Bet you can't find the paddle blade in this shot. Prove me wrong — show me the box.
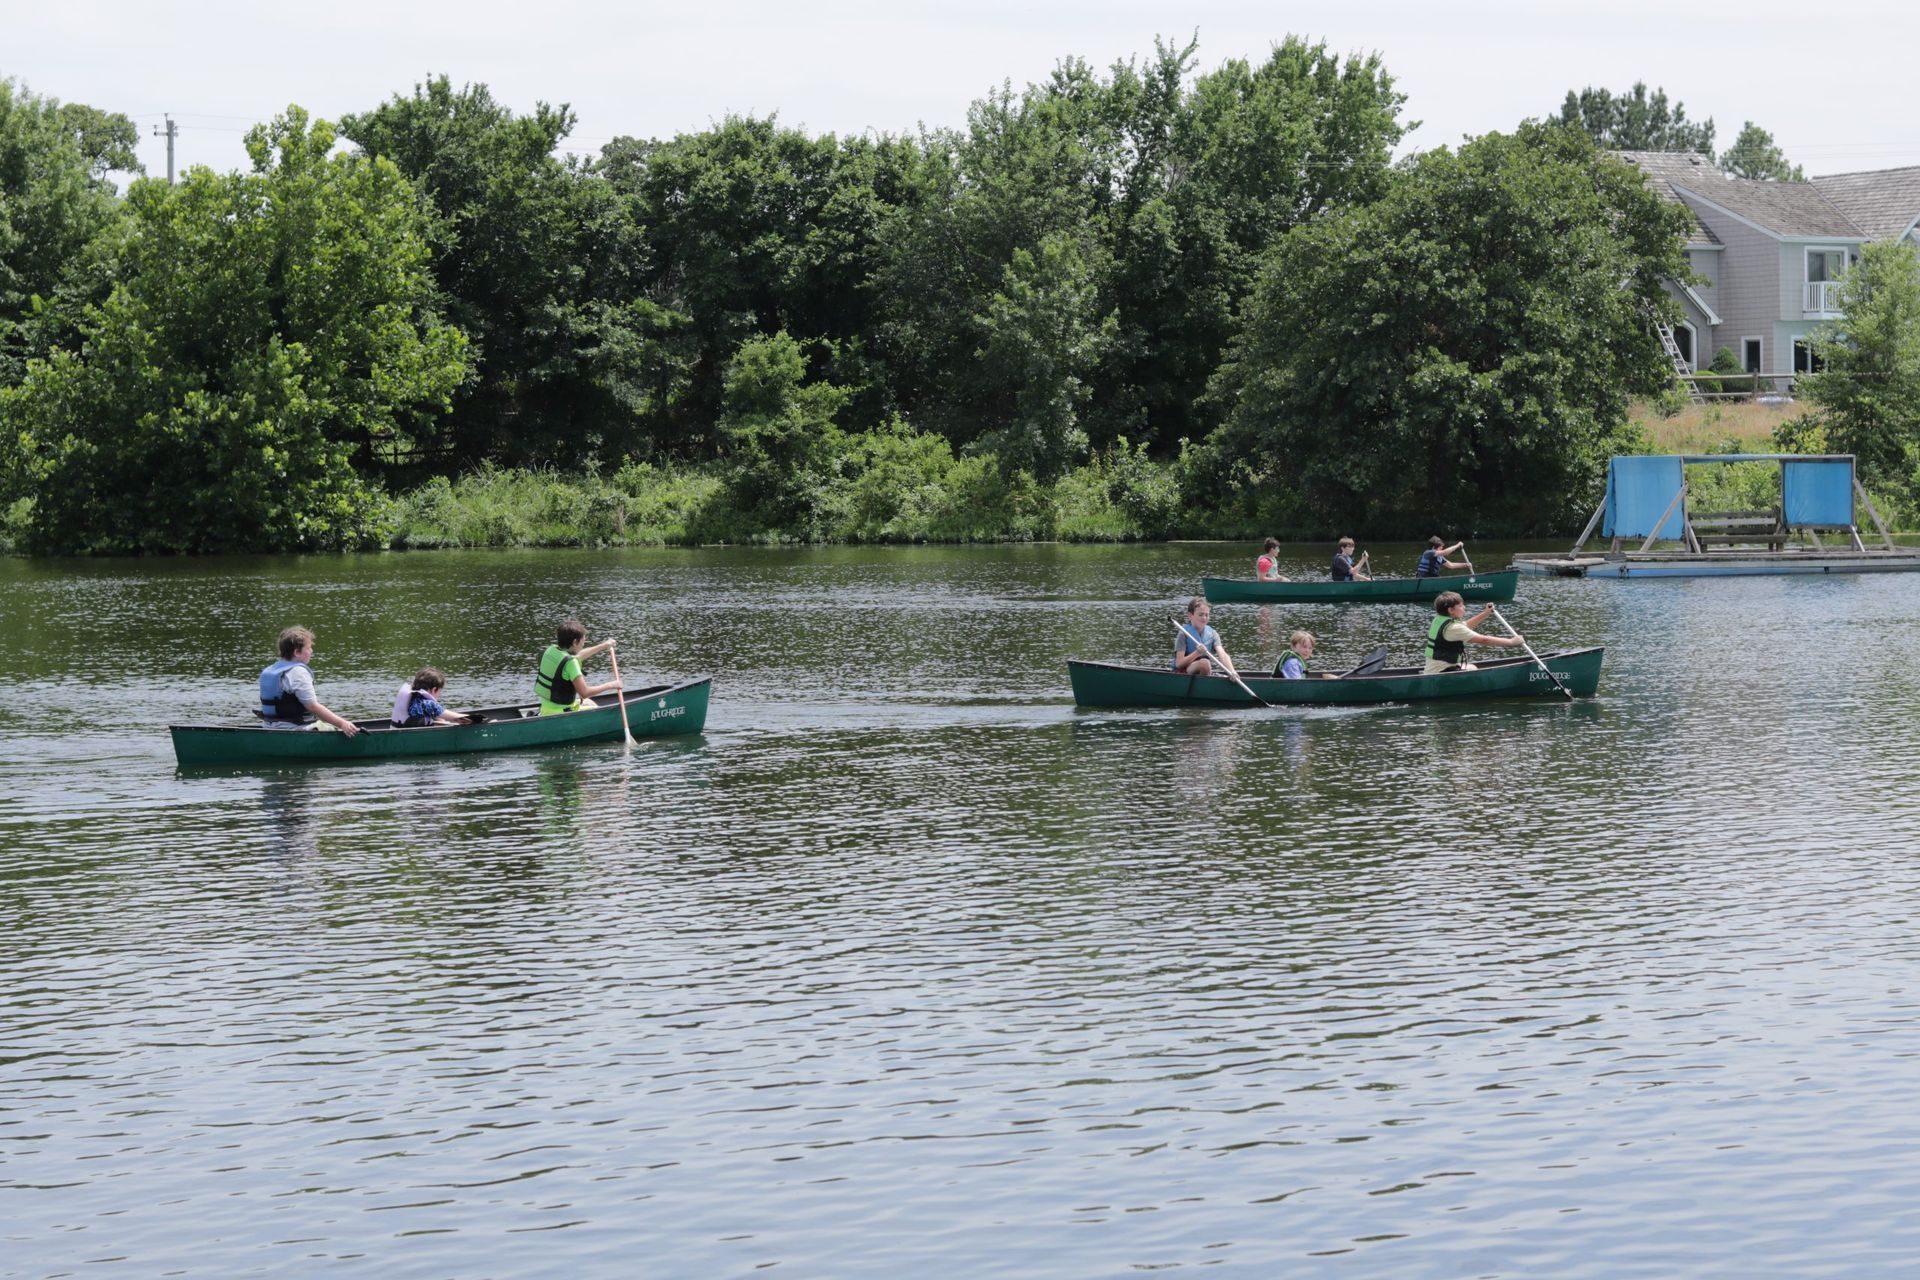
[1339,645,1390,678]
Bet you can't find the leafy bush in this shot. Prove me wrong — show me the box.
[1052,457,1133,541]
[1103,438,1182,538]
[1683,455,1777,515]
[834,422,962,541]
[0,497,32,553]
[1703,345,1753,395]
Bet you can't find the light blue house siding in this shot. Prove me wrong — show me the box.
[1672,185,1866,376]
[1775,240,1862,373]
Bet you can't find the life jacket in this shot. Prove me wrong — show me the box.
[1425,615,1466,667]
[536,645,580,711]
[1256,554,1276,578]
[258,660,315,723]
[391,680,415,726]
[402,690,444,728]
[1415,549,1444,578]
[1173,623,1218,669]
[1331,553,1354,581]
[1277,653,1306,680]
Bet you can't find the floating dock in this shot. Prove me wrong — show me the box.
[1515,549,1920,577]
[1513,453,1920,579]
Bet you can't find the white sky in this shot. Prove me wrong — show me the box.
[9,0,1919,182]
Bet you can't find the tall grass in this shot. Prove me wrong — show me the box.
[1627,399,1807,455]
[387,445,1185,548]
[389,463,725,548]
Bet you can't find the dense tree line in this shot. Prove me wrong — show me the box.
[4,44,1705,553]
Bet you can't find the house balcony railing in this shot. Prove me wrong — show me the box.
[1805,281,1845,316]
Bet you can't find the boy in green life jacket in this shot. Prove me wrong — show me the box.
[1423,591,1523,673]
[536,620,622,714]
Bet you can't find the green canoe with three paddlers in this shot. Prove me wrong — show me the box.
[1067,648,1602,708]
[170,677,712,767]
[1201,569,1519,605]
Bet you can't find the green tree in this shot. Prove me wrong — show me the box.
[1720,121,1804,181]
[1,108,466,553]
[716,330,850,530]
[1788,241,1920,491]
[1203,125,1692,535]
[972,231,1116,482]
[1553,82,1715,155]
[55,101,142,179]
[878,36,1407,454]
[1131,38,1407,446]
[0,80,137,386]
[341,77,682,468]
[598,116,920,449]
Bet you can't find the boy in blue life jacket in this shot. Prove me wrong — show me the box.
[258,626,360,736]
[1330,537,1370,581]
[1174,598,1239,678]
[1415,537,1467,578]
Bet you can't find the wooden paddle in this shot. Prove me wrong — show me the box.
[1174,618,1272,709]
[607,644,636,745]
[1484,605,1573,700]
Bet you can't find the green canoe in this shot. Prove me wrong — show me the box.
[1202,569,1518,604]
[170,676,711,767]
[1067,648,1602,707]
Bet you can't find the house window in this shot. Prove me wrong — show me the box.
[1806,247,1849,314]
[1674,324,1695,368]
[1794,340,1824,374]
[1743,338,1762,373]
[1807,248,1847,284]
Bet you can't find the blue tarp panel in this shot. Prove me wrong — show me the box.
[1782,460,1855,527]
[1603,456,1687,539]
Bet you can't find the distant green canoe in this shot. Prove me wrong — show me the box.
[1067,648,1601,707]
[1202,569,1518,604]
[171,677,711,767]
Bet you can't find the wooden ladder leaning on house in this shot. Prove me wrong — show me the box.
[1656,322,1706,406]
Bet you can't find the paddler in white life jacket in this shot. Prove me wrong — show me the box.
[257,626,360,735]
[1422,591,1524,674]
[535,619,622,714]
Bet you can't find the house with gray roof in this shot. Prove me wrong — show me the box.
[1810,166,1920,246]
[1616,153,1920,380]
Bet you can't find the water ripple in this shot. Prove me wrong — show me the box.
[5,547,1920,1276]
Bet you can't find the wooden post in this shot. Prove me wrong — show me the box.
[1639,483,1688,553]
[1854,477,1896,551]
[1570,500,1605,555]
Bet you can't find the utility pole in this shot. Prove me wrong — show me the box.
[153,115,178,184]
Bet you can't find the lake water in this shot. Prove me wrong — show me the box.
[5,542,1920,1277]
